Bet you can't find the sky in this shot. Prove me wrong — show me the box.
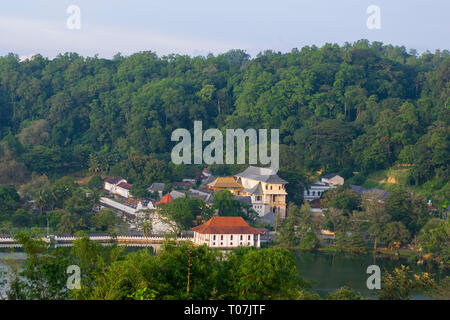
[0,0,448,60]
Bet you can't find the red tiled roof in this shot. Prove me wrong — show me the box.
[155,193,173,205]
[104,176,124,184]
[117,182,132,190]
[191,216,263,235]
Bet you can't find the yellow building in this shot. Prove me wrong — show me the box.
[207,177,244,195]
[235,166,288,222]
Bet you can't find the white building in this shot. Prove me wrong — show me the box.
[191,216,262,248]
[104,177,133,198]
[235,166,288,221]
[303,181,335,202]
[104,177,127,192]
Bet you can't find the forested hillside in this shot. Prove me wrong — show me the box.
[0,40,448,203]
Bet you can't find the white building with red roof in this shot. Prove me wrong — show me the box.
[104,177,133,198]
[191,216,262,248]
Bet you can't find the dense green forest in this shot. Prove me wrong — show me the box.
[0,40,448,203]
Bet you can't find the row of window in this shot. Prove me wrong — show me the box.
[212,242,251,246]
[306,190,322,196]
[265,185,282,190]
[212,235,251,241]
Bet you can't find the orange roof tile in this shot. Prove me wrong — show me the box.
[191,216,262,235]
[207,177,243,189]
[155,193,173,205]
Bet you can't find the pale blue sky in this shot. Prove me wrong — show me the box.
[0,0,448,59]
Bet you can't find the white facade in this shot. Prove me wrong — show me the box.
[239,178,287,218]
[303,181,335,201]
[193,232,260,248]
[114,185,131,198]
[104,179,126,192]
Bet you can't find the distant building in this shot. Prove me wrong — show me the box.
[170,188,214,204]
[115,182,132,198]
[104,177,132,198]
[321,174,344,186]
[349,185,390,200]
[147,183,165,198]
[173,181,194,189]
[191,216,263,248]
[155,193,173,205]
[235,166,288,220]
[207,177,244,195]
[303,181,334,202]
[104,177,126,192]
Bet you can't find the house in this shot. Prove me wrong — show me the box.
[170,188,214,204]
[115,182,132,198]
[104,177,132,198]
[155,193,173,205]
[191,216,263,248]
[104,177,127,192]
[147,183,165,198]
[321,173,344,186]
[349,185,390,200]
[235,166,288,220]
[173,181,194,189]
[207,177,244,195]
[303,181,334,202]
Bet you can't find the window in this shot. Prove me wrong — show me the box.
[270,186,272,190]
[240,235,243,240]
[213,235,216,240]
[248,235,251,240]
[312,191,316,196]
[279,186,281,190]
[220,235,223,240]
[220,242,223,246]
[265,185,268,190]
[213,242,215,246]
[230,242,233,246]
[230,235,233,240]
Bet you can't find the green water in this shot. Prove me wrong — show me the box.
[1,247,447,300]
[294,250,447,299]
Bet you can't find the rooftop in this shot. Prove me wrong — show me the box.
[155,193,173,205]
[235,166,287,184]
[104,176,124,185]
[322,173,340,179]
[191,216,263,235]
[117,181,132,190]
[207,176,243,189]
[148,183,165,191]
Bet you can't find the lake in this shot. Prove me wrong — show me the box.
[1,246,447,300]
[294,250,447,299]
